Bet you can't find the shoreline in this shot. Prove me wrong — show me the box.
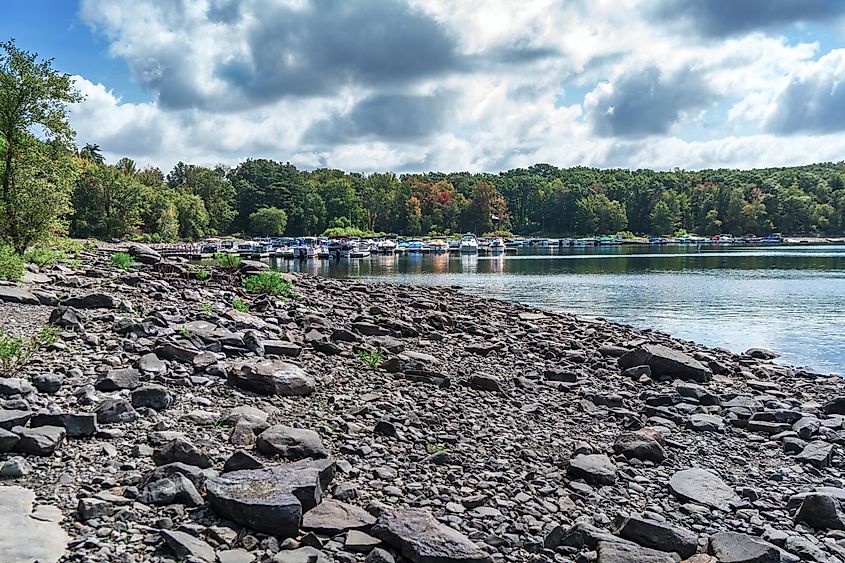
[0,245,844,561]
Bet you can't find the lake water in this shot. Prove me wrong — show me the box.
[269,245,845,375]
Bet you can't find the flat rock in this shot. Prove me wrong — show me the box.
[256,425,328,460]
[0,486,69,562]
[615,515,697,558]
[795,440,834,468]
[161,530,215,562]
[131,384,174,410]
[668,468,740,511]
[95,367,140,391]
[302,499,376,534]
[597,540,679,563]
[613,431,665,463]
[0,287,39,305]
[63,292,118,309]
[263,340,303,357]
[206,459,335,538]
[0,410,31,431]
[30,413,97,438]
[687,413,725,432]
[12,426,65,456]
[619,344,712,382]
[153,438,213,468]
[372,508,491,563]
[708,531,780,563]
[568,454,617,486]
[230,359,315,396]
[0,378,34,396]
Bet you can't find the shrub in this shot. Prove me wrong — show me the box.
[243,271,292,296]
[482,229,514,238]
[358,349,383,369]
[111,252,133,270]
[426,443,446,454]
[0,325,60,377]
[24,246,65,267]
[231,298,249,312]
[0,245,25,281]
[197,268,210,281]
[214,252,242,270]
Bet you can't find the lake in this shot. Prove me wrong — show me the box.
[268,245,845,375]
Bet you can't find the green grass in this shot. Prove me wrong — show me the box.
[0,246,24,281]
[178,325,191,337]
[426,443,446,454]
[24,247,65,267]
[197,268,210,281]
[358,349,383,369]
[231,298,249,312]
[201,302,213,315]
[0,325,60,378]
[243,271,293,296]
[111,252,133,270]
[214,252,242,270]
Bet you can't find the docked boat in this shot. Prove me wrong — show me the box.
[573,238,596,247]
[429,239,449,253]
[459,233,479,253]
[712,234,735,245]
[447,239,461,251]
[489,237,505,252]
[376,239,397,254]
[406,240,426,253]
[596,235,621,246]
[350,245,371,258]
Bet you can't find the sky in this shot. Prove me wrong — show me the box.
[4,0,845,175]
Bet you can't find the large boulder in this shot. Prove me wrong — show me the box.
[63,292,119,309]
[618,344,712,382]
[256,425,328,461]
[613,431,665,463]
[0,486,69,563]
[615,515,697,558]
[372,508,491,563]
[128,244,161,265]
[668,468,740,511]
[206,459,335,538]
[794,493,845,530]
[95,368,140,391]
[708,531,780,563]
[229,359,315,396]
[12,426,65,456]
[568,454,617,486]
[29,413,97,438]
[0,287,39,305]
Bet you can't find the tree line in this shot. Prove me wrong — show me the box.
[2,39,845,258]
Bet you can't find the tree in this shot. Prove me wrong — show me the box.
[71,162,142,239]
[168,163,236,234]
[249,207,288,236]
[461,181,510,234]
[0,39,82,252]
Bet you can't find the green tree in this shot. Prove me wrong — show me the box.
[461,181,510,234]
[0,39,82,253]
[172,191,209,240]
[249,206,288,236]
[71,162,143,239]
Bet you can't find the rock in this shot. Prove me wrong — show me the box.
[0,378,34,396]
[794,493,845,530]
[613,431,665,463]
[256,425,328,460]
[366,548,396,563]
[218,548,255,563]
[345,530,381,552]
[783,534,827,561]
[568,454,617,486]
[155,342,201,363]
[744,348,779,359]
[77,497,114,521]
[824,397,845,415]
[668,468,740,511]
[0,410,31,430]
[63,292,118,309]
[229,359,315,396]
[708,531,780,563]
[30,413,98,438]
[793,416,820,440]
[596,540,679,563]
[0,428,20,452]
[0,486,68,562]
[372,508,491,563]
[615,515,697,558]
[302,499,376,534]
[206,459,336,538]
[12,425,65,456]
[264,340,303,358]
[618,344,712,382]
[48,306,84,330]
[0,287,39,305]
[94,398,138,424]
[137,352,167,375]
[688,413,725,432]
[128,243,161,264]
[139,473,204,507]
[0,456,31,478]
[160,530,215,562]
[95,367,141,391]
[223,450,264,472]
[131,385,174,410]
[795,440,834,468]
[32,374,63,394]
[468,375,501,392]
[153,438,213,468]
[272,547,331,563]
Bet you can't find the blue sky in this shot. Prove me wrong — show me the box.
[4,0,845,174]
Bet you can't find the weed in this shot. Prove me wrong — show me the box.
[0,245,24,281]
[243,271,292,296]
[111,252,133,270]
[214,253,242,270]
[426,443,446,454]
[197,268,210,281]
[358,349,384,369]
[178,325,191,337]
[231,298,249,312]
[24,247,65,267]
[201,302,213,315]
[0,325,60,377]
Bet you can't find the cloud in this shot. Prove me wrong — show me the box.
[586,65,715,137]
[653,0,845,37]
[765,50,845,134]
[304,91,456,144]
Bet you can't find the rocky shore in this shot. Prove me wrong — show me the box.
[1,244,845,562]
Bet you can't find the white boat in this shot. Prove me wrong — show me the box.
[377,239,397,254]
[489,238,505,252]
[460,233,479,253]
[316,245,329,258]
[574,238,596,247]
[350,245,371,258]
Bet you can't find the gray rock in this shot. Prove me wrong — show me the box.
[0,456,32,478]
[128,243,160,264]
[48,306,84,330]
[618,344,712,382]
[153,438,213,468]
[131,384,174,410]
[229,359,315,396]
[744,348,779,359]
[155,341,201,363]
[794,493,845,530]
[206,459,336,538]
[596,540,679,563]
[223,450,265,472]
[160,530,215,562]
[32,374,63,394]
[366,548,396,563]
[0,410,31,431]
[0,486,69,562]
[468,375,501,392]
[0,287,39,305]
[687,413,725,432]
[795,440,834,468]
[30,413,98,438]
[613,431,665,463]
[264,340,303,357]
[615,515,697,558]
[95,367,141,391]
[139,473,204,507]
[783,534,828,561]
[217,548,255,563]
[372,508,491,563]
[568,454,617,486]
[63,292,118,309]
[0,378,34,396]
[256,425,328,460]
[793,416,820,440]
[709,531,780,563]
[345,530,381,552]
[302,499,376,534]
[0,428,20,452]
[12,425,65,456]
[77,497,114,521]
[668,468,740,511]
[137,352,167,375]
[94,398,138,424]
[271,547,331,563]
